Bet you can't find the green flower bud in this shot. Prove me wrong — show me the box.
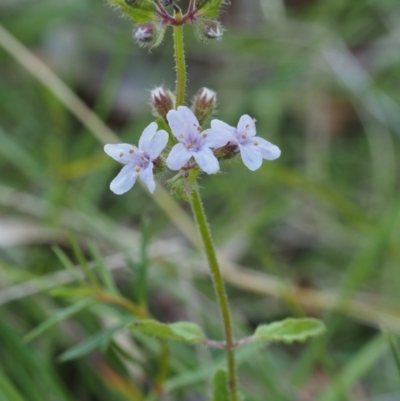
[152,155,167,175]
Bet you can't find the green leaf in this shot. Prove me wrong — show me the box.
[129,320,206,344]
[59,316,132,362]
[253,318,325,344]
[107,0,156,24]
[50,287,95,298]
[196,0,226,18]
[168,168,200,202]
[211,369,229,401]
[88,241,119,296]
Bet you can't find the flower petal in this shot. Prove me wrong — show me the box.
[146,129,169,159]
[239,143,262,171]
[104,144,137,164]
[237,115,256,137]
[211,119,236,136]
[177,106,199,126]
[167,106,199,141]
[139,122,158,152]
[202,128,233,148]
[193,147,219,174]
[110,164,138,195]
[166,143,192,170]
[253,137,281,160]
[166,109,185,140]
[140,163,156,193]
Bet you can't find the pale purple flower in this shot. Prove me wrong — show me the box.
[211,115,281,171]
[104,122,168,194]
[166,106,231,174]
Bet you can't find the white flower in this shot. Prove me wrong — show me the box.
[166,106,231,174]
[211,115,281,171]
[104,122,168,194]
[205,26,223,39]
[133,23,154,43]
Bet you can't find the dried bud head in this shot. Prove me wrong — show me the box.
[192,87,217,124]
[151,86,175,120]
[152,156,167,174]
[213,142,239,160]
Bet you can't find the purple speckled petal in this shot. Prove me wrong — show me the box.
[193,147,219,174]
[104,143,137,164]
[253,137,281,160]
[146,129,169,159]
[177,106,199,126]
[202,129,232,149]
[167,110,185,141]
[140,163,156,193]
[237,115,256,137]
[166,143,193,170]
[210,119,236,137]
[109,164,138,195]
[138,122,158,153]
[167,106,200,142]
[239,143,262,171]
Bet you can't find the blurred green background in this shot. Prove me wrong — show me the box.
[1,0,400,400]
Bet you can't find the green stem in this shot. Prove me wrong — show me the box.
[172,13,186,106]
[190,187,238,400]
[171,14,237,399]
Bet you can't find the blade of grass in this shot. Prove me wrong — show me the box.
[88,241,120,296]
[315,335,388,401]
[24,298,95,343]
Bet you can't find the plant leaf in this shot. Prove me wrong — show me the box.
[129,320,206,344]
[107,0,156,24]
[59,316,132,362]
[253,318,325,344]
[211,369,229,401]
[195,0,226,18]
[24,299,94,343]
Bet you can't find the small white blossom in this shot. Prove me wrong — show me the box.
[104,122,168,194]
[205,26,223,39]
[133,23,154,43]
[211,115,281,171]
[166,106,231,174]
[150,86,174,119]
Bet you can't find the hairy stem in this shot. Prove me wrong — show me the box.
[172,11,186,106]
[172,16,238,399]
[190,187,238,400]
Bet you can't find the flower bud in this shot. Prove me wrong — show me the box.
[192,87,217,124]
[202,20,223,40]
[133,23,155,45]
[151,86,175,120]
[213,142,238,160]
[152,156,167,174]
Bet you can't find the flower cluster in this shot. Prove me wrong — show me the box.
[105,106,281,195]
